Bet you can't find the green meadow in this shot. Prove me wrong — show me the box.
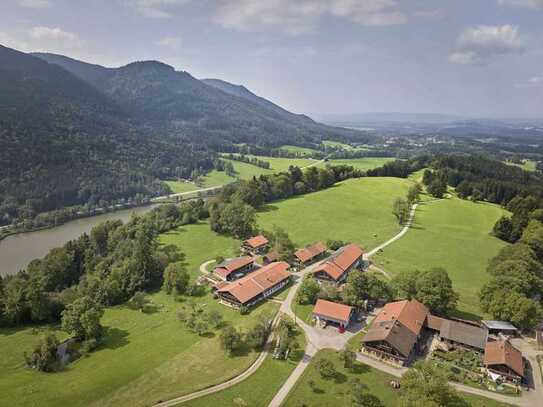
[327,157,396,171]
[0,222,279,407]
[373,196,509,318]
[257,177,411,250]
[185,316,307,407]
[280,145,320,156]
[283,350,509,407]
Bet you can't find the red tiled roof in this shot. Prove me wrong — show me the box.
[264,250,280,262]
[294,242,327,263]
[214,256,254,279]
[313,244,363,281]
[313,299,353,323]
[372,299,429,336]
[484,340,524,377]
[245,235,269,249]
[362,319,418,358]
[217,262,290,304]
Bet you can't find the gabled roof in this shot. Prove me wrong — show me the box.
[214,256,254,279]
[362,319,418,358]
[295,242,327,263]
[244,235,269,249]
[372,299,429,336]
[313,244,364,281]
[264,250,280,262]
[427,314,445,331]
[217,262,290,304]
[484,340,524,377]
[312,299,353,323]
[439,320,488,350]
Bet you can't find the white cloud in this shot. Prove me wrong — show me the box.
[214,0,407,35]
[516,75,543,87]
[16,0,51,8]
[0,32,30,51]
[30,26,79,42]
[131,0,190,18]
[498,0,543,9]
[448,25,524,65]
[156,35,182,49]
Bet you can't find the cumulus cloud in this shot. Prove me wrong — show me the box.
[156,35,182,49]
[30,26,79,42]
[448,25,524,65]
[214,0,407,35]
[16,0,51,8]
[497,0,543,8]
[131,0,190,18]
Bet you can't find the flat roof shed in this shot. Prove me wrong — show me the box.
[481,320,518,333]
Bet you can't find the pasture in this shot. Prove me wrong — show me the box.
[0,222,278,407]
[373,196,509,318]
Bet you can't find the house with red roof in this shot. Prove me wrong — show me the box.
[213,256,255,282]
[215,261,291,308]
[242,235,269,254]
[312,299,354,330]
[361,299,429,364]
[484,340,525,384]
[312,243,364,284]
[294,241,327,269]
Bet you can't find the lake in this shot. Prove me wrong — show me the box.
[0,205,156,277]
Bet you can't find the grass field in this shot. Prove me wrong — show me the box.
[373,196,509,318]
[327,157,395,171]
[284,350,509,407]
[257,177,411,251]
[164,180,201,194]
[0,222,280,407]
[185,316,307,407]
[323,140,370,151]
[280,145,320,156]
[505,159,537,172]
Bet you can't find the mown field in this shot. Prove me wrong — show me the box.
[185,316,307,407]
[373,196,509,318]
[323,140,371,151]
[327,157,395,171]
[258,177,412,251]
[505,159,537,172]
[283,350,509,407]
[0,222,279,407]
[280,145,319,156]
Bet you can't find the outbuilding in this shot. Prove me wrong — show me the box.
[242,235,269,254]
[312,299,354,329]
[484,340,524,384]
[481,320,518,337]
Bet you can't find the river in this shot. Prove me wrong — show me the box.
[0,205,156,277]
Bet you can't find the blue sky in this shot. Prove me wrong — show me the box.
[1,0,542,118]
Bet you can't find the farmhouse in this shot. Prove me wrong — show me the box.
[362,299,429,364]
[213,256,255,282]
[484,340,524,383]
[242,235,269,254]
[215,261,290,308]
[294,242,327,269]
[312,243,364,284]
[312,299,354,330]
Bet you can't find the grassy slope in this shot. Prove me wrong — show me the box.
[0,222,278,407]
[280,145,319,156]
[185,317,307,407]
[164,180,201,194]
[505,159,537,172]
[284,350,509,407]
[327,157,395,171]
[258,177,411,250]
[373,196,508,318]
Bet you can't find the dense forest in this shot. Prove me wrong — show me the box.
[0,45,368,227]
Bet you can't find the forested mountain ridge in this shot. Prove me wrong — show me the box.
[1,45,368,226]
[34,52,364,148]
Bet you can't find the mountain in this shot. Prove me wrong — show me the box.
[34,53,363,148]
[1,45,370,224]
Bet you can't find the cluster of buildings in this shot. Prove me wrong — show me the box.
[361,299,525,384]
[211,234,365,310]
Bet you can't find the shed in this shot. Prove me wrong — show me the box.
[481,320,518,336]
[439,320,488,351]
[312,299,354,328]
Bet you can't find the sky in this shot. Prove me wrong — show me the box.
[1,0,542,119]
